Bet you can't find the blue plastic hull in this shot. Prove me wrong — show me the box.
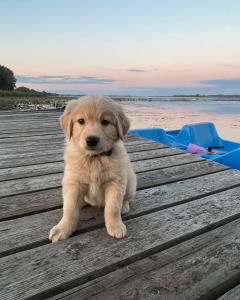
[130,122,240,170]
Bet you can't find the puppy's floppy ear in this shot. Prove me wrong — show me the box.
[116,104,130,140]
[60,112,73,139]
[59,100,78,139]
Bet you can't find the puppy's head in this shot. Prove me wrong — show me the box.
[60,96,130,155]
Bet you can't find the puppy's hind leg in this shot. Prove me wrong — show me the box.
[121,200,130,214]
[122,168,137,214]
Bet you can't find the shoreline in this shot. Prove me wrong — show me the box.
[1,96,240,111]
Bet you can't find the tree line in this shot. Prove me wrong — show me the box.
[0,65,16,90]
[0,65,58,96]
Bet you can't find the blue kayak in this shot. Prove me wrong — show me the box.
[129,122,240,170]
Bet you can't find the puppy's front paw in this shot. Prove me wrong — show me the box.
[49,223,73,242]
[106,221,127,239]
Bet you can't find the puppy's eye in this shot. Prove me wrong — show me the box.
[78,118,85,125]
[101,119,110,126]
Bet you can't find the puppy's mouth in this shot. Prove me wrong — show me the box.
[86,149,102,157]
[85,146,113,157]
[86,145,98,151]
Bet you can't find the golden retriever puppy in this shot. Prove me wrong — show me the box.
[49,95,137,242]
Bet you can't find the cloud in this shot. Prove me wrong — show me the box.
[199,78,240,89]
[16,75,118,85]
[127,68,147,72]
[36,83,240,96]
[49,85,234,96]
[118,83,240,95]
[16,75,240,95]
[220,64,238,68]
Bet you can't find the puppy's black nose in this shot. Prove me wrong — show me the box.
[86,136,99,147]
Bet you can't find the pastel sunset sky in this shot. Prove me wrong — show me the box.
[1,0,240,95]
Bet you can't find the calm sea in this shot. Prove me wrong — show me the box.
[122,100,240,141]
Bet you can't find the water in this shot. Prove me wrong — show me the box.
[122,100,240,141]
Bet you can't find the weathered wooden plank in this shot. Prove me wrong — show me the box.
[1,187,240,299]
[0,133,64,143]
[125,134,152,142]
[0,139,64,150]
[0,130,62,139]
[0,135,146,154]
[0,169,239,221]
[1,170,240,256]
[53,218,240,300]
[0,126,59,132]
[0,148,184,181]
[0,173,63,197]
[0,115,59,119]
[0,137,64,149]
[0,120,59,126]
[0,111,60,118]
[0,113,60,118]
[137,160,228,189]
[0,142,64,155]
[133,153,203,173]
[0,123,60,129]
[0,159,224,197]
[125,142,166,152]
[0,153,64,168]
[218,284,240,300]
[0,153,199,181]
[0,116,59,123]
[129,147,182,161]
[0,161,64,181]
[0,115,59,121]
[0,141,167,168]
[0,144,180,159]
[0,114,59,119]
[0,188,62,220]
[0,134,144,146]
[0,149,64,160]
[0,125,57,133]
[0,130,140,140]
[0,120,60,129]
[0,173,62,197]
[0,135,148,150]
[0,110,58,121]
[0,111,60,117]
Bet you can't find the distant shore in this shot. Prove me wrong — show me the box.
[1,94,240,110]
[113,95,240,102]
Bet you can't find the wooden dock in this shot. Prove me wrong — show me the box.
[1,110,240,299]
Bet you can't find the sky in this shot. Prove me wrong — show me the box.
[1,0,240,95]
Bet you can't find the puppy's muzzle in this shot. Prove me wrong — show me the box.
[86,136,100,148]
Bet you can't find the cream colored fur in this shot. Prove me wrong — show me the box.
[49,96,137,242]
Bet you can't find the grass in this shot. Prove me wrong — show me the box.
[0,96,77,110]
[0,89,80,110]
